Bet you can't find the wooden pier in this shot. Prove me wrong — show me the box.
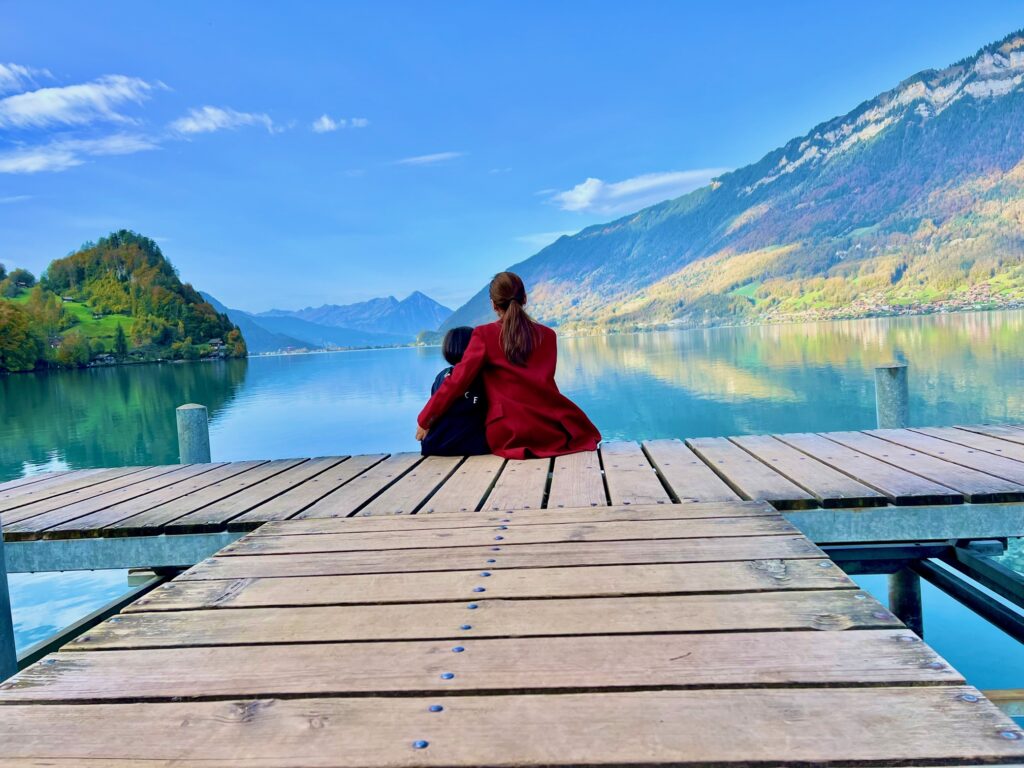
[1,424,1023,764]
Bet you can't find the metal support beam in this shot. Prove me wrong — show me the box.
[942,546,1024,610]
[913,559,1024,645]
[888,567,924,637]
[0,518,17,681]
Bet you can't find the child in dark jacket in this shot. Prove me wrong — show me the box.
[420,327,490,456]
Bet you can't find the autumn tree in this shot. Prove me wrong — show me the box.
[114,324,128,358]
[0,302,44,372]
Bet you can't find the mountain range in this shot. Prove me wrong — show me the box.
[201,291,452,353]
[446,29,1024,330]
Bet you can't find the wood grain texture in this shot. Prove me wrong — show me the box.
[546,451,607,508]
[957,423,1024,446]
[0,467,150,520]
[687,437,817,509]
[181,535,824,580]
[870,428,1024,485]
[219,517,799,556]
[600,441,672,505]
[419,454,504,513]
[913,425,1024,462]
[729,434,885,508]
[0,467,140,511]
[126,559,855,611]
[642,439,740,503]
[68,590,900,649]
[356,456,462,516]
[1,630,957,702]
[826,431,1024,503]
[0,688,1018,766]
[295,453,421,518]
[480,458,550,511]
[775,432,963,505]
[0,469,86,497]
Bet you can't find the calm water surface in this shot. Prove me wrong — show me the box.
[3,310,1023,692]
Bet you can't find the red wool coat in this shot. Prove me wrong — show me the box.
[418,321,601,460]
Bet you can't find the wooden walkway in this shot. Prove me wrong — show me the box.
[1,500,1022,765]
[4,424,1024,541]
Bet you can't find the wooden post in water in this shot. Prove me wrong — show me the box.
[874,363,909,429]
[0,517,18,681]
[176,403,211,463]
[889,566,924,637]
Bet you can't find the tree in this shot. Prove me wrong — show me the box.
[8,268,35,288]
[114,323,128,358]
[54,331,91,367]
[0,262,6,281]
[0,302,44,372]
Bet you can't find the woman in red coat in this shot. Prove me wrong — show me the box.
[416,272,601,460]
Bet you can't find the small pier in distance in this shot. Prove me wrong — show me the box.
[0,423,1023,764]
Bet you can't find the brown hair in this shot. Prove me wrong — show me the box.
[490,271,538,366]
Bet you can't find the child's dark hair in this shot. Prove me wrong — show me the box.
[443,326,474,365]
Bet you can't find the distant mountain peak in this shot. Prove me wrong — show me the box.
[257,290,452,337]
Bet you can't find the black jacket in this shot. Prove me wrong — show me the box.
[420,367,490,456]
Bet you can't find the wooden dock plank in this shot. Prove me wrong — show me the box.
[0,466,148,517]
[600,441,671,505]
[480,457,549,511]
[126,559,855,611]
[43,461,268,539]
[295,453,422,518]
[729,434,886,508]
[957,423,1024,446]
[220,517,799,556]
[0,688,1019,766]
[546,451,607,508]
[642,439,740,503]
[774,432,964,505]
[419,454,504,513]
[825,431,1024,503]
[2,463,226,540]
[68,590,900,650]
[252,500,779,537]
[356,456,462,516]
[871,428,1024,486]
[2,630,956,702]
[913,425,1024,462]
[0,469,84,497]
[687,437,818,510]
[226,455,386,528]
[181,535,824,580]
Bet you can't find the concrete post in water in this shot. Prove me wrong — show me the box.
[0,518,18,681]
[874,363,909,429]
[176,403,211,463]
[889,567,924,638]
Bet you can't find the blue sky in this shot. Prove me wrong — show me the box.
[1,2,1021,311]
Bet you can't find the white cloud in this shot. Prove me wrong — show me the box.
[0,75,155,129]
[515,230,579,249]
[0,133,158,174]
[0,63,52,95]
[551,168,727,214]
[312,114,344,132]
[170,105,279,135]
[350,117,369,128]
[395,151,465,166]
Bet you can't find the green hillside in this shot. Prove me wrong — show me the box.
[0,230,245,373]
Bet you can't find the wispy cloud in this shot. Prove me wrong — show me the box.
[170,105,280,135]
[312,114,369,133]
[550,168,727,214]
[395,151,465,166]
[0,133,158,174]
[0,194,32,204]
[0,75,156,129]
[515,230,579,249]
[0,63,52,95]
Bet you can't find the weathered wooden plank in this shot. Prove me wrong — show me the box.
[0,465,184,526]
[127,559,854,611]
[2,630,956,702]
[356,456,462,516]
[0,469,80,496]
[687,437,818,510]
[480,457,550,511]
[872,428,1024,486]
[1,688,1019,766]
[253,500,779,537]
[164,457,346,529]
[295,453,422,519]
[69,590,899,650]
[957,423,1024,446]
[227,455,386,528]
[44,461,268,538]
[914,425,1024,462]
[419,454,504,513]
[729,434,885,508]
[600,441,671,505]
[642,439,740,503]
[103,460,299,536]
[221,517,799,557]
[0,466,147,516]
[3,464,226,540]
[775,432,964,505]
[546,451,606,508]
[826,431,1024,503]
[182,535,824,580]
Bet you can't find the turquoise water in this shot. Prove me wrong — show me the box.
[2,310,1023,691]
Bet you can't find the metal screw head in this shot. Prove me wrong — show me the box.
[897,635,918,643]
[486,559,496,564]
[451,646,465,653]
[460,624,472,630]
[429,705,444,713]
[924,661,944,670]
[473,587,485,593]
[413,740,430,749]
[959,693,980,703]
[854,594,867,600]
[999,730,1022,741]
[480,571,491,577]
[494,536,504,541]
[440,672,455,680]
[871,611,889,620]
[467,603,479,609]
[497,525,508,530]
[491,547,501,551]
[818,562,832,568]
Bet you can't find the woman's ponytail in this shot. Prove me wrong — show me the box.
[490,271,538,366]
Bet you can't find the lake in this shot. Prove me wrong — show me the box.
[3,309,1024,697]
